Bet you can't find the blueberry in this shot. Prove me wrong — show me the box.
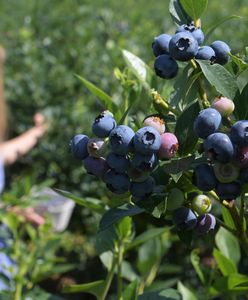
[216,181,241,200]
[158,132,179,159]
[176,24,204,45]
[109,125,135,155]
[152,34,171,56]
[133,126,161,154]
[194,108,222,139]
[230,121,248,146]
[213,162,239,183]
[69,134,89,160]
[154,54,178,79]
[106,152,130,173]
[237,146,248,168]
[172,207,197,231]
[92,112,116,138]
[192,194,212,215]
[83,156,109,178]
[143,115,165,134]
[195,213,216,234]
[210,41,231,65]
[131,152,158,172]
[104,170,130,194]
[204,133,234,163]
[130,176,155,200]
[169,32,198,61]
[193,164,217,191]
[196,46,216,61]
[87,138,107,158]
[211,96,235,117]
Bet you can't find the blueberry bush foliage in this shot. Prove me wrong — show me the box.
[62,0,248,299]
[1,0,248,299]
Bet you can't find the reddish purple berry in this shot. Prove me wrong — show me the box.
[211,97,235,117]
[158,132,179,159]
[195,213,216,234]
[143,115,165,134]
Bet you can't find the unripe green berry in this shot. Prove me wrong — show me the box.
[192,195,212,215]
[213,162,240,183]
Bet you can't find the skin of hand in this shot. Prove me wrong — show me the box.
[0,112,49,165]
[7,206,45,227]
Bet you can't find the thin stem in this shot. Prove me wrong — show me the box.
[215,217,236,235]
[14,282,22,300]
[99,257,117,300]
[117,245,123,300]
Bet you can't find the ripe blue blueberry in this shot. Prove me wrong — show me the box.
[169,32,198,61]
[130,176,155,200]
[133,126,161,155]
[194,108,221,139]
[230,120,248,146]
[83,156,109,178]
[109,125,135,155]
[92,112,116,138]
[195,46,216,61]
[195,213,216,234]
[106,152,130,173]
[172,207,197,231]
[152,34,171,57]
[104,170,130,194]
[193,164,217,192]
[204,133,234,163]
[69,134,89,160]
[216,181,241,200]
[154,54,178,79]
[176,24,204,45]
[131,152,159,172]
[210,41,231,65]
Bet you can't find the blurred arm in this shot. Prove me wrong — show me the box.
[0,113,48,165]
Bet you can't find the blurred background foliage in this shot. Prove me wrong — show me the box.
[0,0,247,298]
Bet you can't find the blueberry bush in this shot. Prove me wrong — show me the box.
[1,0,248,299]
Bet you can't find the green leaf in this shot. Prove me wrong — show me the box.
[127,227,170,250]
[215,226,240,265]
[237,68,248,93]
[123,280,139,300]
[167,188,184,211]
[175,101,200,155]
[116,216,133,242]
[62,280,105,298]
[229,53,248,73]
[213,274,248,293]
[135,193,167,218]
[179,0,208,21]
[205,15,242,42]
[196,60,238,99]
[55,189,106,214]
[122,49,152,89]
[99,203,144,231]
[190,249,205,284]
[169,0,191,25]
[177,281,198,300]
[75,74,117,111]
[221,206,236,230]
[138,288,181,300]
[234,82,248,120]
[96,226,118,254]
[213,248,237,276]
[162,155,196,174]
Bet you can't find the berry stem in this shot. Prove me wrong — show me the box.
[117,244,124,300]
[99,257,117,300]
[151,89,179,116]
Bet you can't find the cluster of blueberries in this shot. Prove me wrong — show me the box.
[69,111,179,201]
[152,23,231,79]
[172,96,247,234]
